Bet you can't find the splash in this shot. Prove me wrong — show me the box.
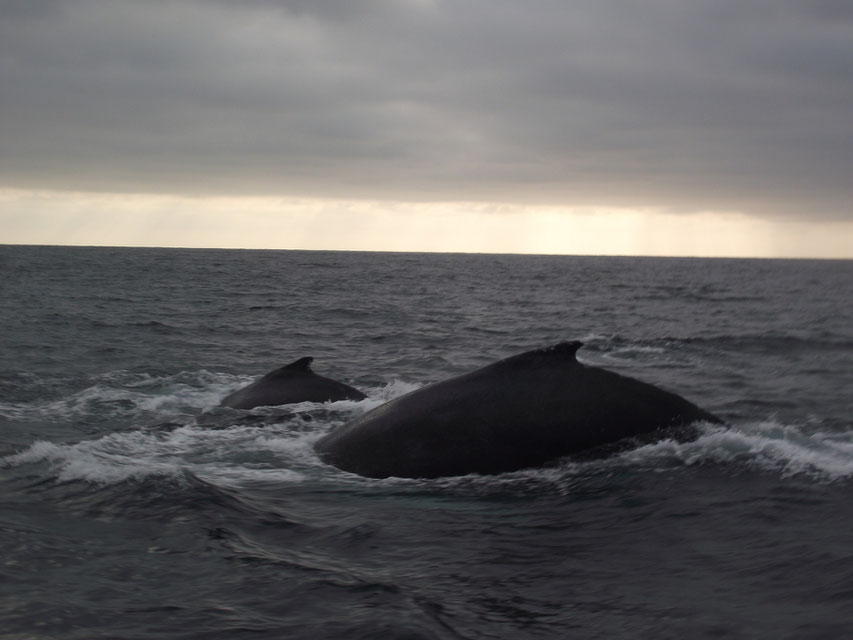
[0,371,416,424]
[6,368,850,492]
[1,423,312,486]
[0,378,418,488]
[0,370,250,422]
[6,417,851,489]
[614,421,853,482]
[325,420,853,493]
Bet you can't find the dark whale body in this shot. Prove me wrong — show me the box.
[314,342,720,479]
[219,357,366,410]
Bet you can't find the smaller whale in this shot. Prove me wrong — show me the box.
[219,357,366,409]
[315,341,721,479]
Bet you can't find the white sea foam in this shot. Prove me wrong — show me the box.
[328,420,853,493]
[7,372,850,492]
[0,376,424,488]
[599,345,667,366]
[1,422,314,487]
[0,370,250,422]
[612,421,853,482]
[354,379,422,412]
[372,379,423,400]
[0,371,414,425]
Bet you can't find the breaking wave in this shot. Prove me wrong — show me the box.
[5,419,851,492]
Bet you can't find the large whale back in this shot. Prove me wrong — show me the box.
[219,357,366,410]
[314,342,720,478]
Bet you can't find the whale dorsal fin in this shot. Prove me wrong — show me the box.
[540,341,583,359]
[256,357,315,381]
[500,341,583,368]
[284,356,314,371]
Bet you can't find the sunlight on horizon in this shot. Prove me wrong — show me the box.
[1,188,850,259]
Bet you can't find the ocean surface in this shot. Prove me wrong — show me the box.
[1,244,852,639]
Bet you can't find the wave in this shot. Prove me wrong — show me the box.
[0,379,421,487]
[0,369,418,425]
[0,370,249,423]
[6,417,851,495]
[679,333,853,353]
[332,421,853,496]
[1,423,316,486]
[571,334,702,371]
[579,331,853,354]
[615,421,853,481]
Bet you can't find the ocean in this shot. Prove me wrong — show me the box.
[1,244,851,639]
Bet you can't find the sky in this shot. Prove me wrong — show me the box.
[1,0,851,257]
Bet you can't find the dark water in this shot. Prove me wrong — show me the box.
[1,244,852,639]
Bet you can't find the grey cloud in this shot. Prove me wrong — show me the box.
[0,0,851,220]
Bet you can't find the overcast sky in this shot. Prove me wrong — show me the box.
[1,0,851,256]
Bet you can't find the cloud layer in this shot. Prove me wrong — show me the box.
[2,0,852,220]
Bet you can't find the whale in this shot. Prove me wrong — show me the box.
[219,357,366,409]
[314,341,721,478]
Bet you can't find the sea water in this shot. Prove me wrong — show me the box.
[1,245,852,639]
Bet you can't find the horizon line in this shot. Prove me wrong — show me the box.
[3,242,850,262]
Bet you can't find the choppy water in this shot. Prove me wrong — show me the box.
[1,245,852,639]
